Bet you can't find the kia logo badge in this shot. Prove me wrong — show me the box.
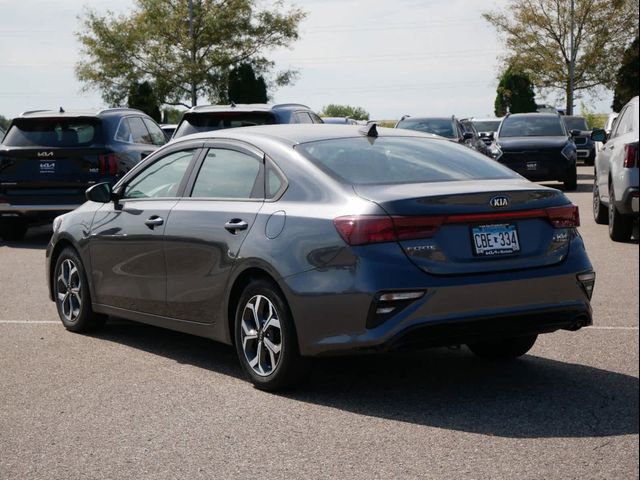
[490,195,509,208]
[37,151,54,158]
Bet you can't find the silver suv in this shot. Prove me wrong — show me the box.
[592,96,639,241]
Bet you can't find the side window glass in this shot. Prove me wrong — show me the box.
[612,107,629,138]
[128,117,153,144]
[143,118,167,146]
[309,112,323,124]
[266,162,285,199]
[115,118,132,143]
[123,149,196,199]
[191,149,262,199]
[294,112,313,124]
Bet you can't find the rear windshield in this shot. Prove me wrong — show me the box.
[396,118,455,138]
[472,120,501,132]
[500,116,566,137]
[3,118,100,147]
[563,116,589,131]
[174,112,276,138]
[296,137,519,185]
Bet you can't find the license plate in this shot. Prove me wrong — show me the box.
[472,224,520,256]
[526,161,538,170]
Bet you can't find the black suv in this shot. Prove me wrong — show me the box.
[489,113,577,190]
[0,108,166,240]
[173,103,323,139]
[563,115,596,166]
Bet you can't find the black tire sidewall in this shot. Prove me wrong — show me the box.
[54,248,98,332]
[234,279,304,391]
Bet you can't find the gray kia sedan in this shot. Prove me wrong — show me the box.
[46,124,595,390]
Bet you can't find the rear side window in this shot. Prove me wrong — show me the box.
[174,112,276,138]
[143,118,167,146]
[294,112,313,124]
[297,137,519,185]
[128,117,153,144]
[3,119,100,147]
[191,149,263,199]
[500,116,565,137]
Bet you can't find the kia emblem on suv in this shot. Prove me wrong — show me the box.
[37,151,54,157]
[490,195,509,208]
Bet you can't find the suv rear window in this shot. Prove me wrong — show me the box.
[174,112,276,138]
[297,137,518,185]
[3,118,100,147]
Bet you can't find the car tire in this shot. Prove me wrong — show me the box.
[608,186,633,242]
[0,218,28,241]
[53,247,106,332]
[592,178,608,225]
[564,169,577,191]
[467,334,537,360]
[234,279,308,391]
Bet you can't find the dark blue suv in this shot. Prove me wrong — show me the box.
[0,108,166,240]
[172,103,323,139]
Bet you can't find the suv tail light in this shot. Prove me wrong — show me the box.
[624,143,638,168]
[334,205,580,246]
[99,153,118,176]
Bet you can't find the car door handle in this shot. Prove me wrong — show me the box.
[224,219,249,234]
[144,216,164,229]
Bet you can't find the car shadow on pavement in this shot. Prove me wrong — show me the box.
[91,319,638,440]
[0,224,52,249]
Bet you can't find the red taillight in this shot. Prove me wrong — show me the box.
[624,143,638,168]
[98,153,118,176]
[334,205,580,246]
[546,204,580,228]
[333,216,396,246]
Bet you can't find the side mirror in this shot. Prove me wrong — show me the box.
[591,128,607,143]
[86,182,113,203]
[570,129,582,137]
[463,131,474,140]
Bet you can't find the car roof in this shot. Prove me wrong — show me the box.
[17,108,147,119]
[399,116,454,122]
[172,123,442,146]
[506,112,560,119]
[187,103,312,114]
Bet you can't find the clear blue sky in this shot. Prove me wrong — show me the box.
[0,0,615,120]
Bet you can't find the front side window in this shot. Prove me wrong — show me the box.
[499,116,565,137]
[123,149,196,198]
[191,149,263,199]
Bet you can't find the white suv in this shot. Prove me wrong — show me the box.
[592,96,639,241]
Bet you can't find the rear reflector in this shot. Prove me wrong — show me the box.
[334,204,580,246]
[624,143,638,168]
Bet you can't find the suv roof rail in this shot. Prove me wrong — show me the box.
[272,103,310,110]
[19,109,49,116]
[96,107,143,115]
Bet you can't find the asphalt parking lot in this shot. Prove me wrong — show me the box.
[1,165,638,480]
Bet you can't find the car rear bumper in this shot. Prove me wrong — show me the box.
[616,187,639,215]
[285,237,594,356]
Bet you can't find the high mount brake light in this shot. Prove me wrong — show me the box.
[334,205,580,246]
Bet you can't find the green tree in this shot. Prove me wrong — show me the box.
[612,35,639,111]
[0,115,10,130]
[320,104,370,121]
[494,65,537,116]
[484,0,639,114]
[76,0,305,108]
[161,107,185,124]
[227,63,268,103]
[128,81,162,122]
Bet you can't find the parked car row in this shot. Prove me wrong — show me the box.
[1,99,612,390]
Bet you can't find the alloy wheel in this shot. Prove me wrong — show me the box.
[56,259,82,323]
[240,294,282,377]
